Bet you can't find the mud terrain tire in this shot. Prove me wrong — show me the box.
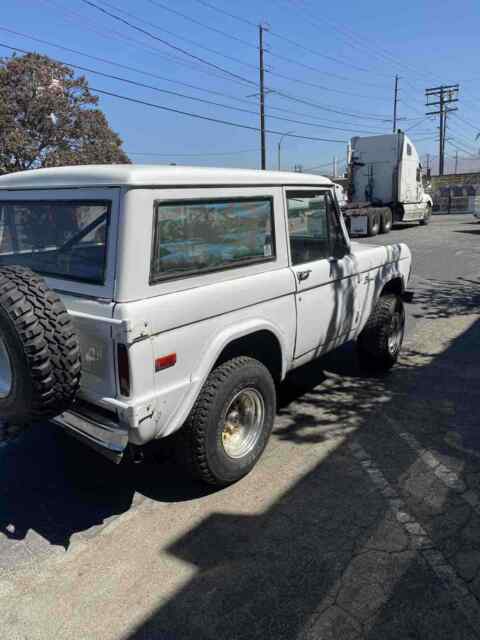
[0,266,81,424]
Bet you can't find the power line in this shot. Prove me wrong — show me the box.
[90,0,259,71]
[90,86,349,143]
[1,17,395,123]
[38,0,235,81]
[188,0,263,29]
[447,139,478,157]
[145,0,257,49]
[303,157,347,172]
[0,42,389,135]
[78,0,257,86]
[265,66,391,101]
[127,149,259,157]
[33,0,256,88]
[405,116,435,132]
[264,48,389,89]
[77,0,394,120]
[79,0,390,102]
[270,89,392,121]
[148,0,389,89]
[452,113,479,132]
[0,25,256,101]
[0,28,397,131]
[280,0,438,83]
[190,0,378,73]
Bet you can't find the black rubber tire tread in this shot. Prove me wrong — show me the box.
[380,209,392,234]
[176,356,275,486]
[357,294,404,372]
[0,266,81,422]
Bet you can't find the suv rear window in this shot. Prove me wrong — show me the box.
[0,200,109,284]
[151,197,274,281]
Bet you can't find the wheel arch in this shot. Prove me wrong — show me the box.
[380,275,405,297]
[160,320,290,439]
[214,329,284,385]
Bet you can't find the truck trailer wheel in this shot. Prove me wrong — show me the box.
[357,294,405,372]
[380,209,393,234]
[367,211,380,236]
[0,266,81,427]
[176,356,276,486]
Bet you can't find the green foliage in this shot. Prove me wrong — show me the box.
[0,53,130,174]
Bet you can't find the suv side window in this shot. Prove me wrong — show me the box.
[151,197,274,281]
[286,191,346,266]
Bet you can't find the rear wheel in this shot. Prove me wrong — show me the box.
[380,209,393,234]
[367,212,380,236]
[176,356,276,486]
[357,294,405,372]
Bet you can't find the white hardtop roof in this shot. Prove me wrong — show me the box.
[0,164,332,190]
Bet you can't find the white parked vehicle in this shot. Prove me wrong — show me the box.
[0,165,412,485]
[343,132,433,236]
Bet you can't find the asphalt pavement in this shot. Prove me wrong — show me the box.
[0,214,479,639]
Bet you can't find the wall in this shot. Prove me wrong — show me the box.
[429,172,480,213]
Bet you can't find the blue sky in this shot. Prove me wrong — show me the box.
[1,0,480,173]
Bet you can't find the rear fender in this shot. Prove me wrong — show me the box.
[158,319,289,439]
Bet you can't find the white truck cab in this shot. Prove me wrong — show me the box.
[344,132,433,236]
[0,165,412,485]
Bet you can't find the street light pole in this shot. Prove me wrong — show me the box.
[277,131,293,171]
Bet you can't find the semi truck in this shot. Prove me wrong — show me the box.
[342,131,433,236]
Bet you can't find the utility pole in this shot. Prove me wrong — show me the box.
[259,24,267,170]
[443,108,450,170]
[454,150,458,174]
[426,84,459,176]
[393,75,399,133]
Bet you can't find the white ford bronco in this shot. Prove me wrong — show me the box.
[0,165,411,486]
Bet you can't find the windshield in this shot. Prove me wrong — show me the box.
[0,200,110,284]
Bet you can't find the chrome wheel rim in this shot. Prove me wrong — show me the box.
[388,309,405,356]
[221,388,265,459]
[0,337,12,398]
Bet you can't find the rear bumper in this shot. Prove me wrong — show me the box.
[52,406,129,463]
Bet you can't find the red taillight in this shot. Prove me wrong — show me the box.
[155,353,177,372]
[117,344,131,396]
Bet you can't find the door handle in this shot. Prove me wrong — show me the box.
[297,269,312,282]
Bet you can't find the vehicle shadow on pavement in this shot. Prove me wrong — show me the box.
[124,315,480,639]
[411,277,480,319]
[0,425,213,553]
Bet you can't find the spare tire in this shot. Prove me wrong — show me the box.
[0,266,81,424]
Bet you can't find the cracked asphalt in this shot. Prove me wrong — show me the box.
[0,213,480,639]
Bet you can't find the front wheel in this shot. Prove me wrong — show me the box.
[357,294,405,372]
[420,204,432,225]
[176,357,276,486]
